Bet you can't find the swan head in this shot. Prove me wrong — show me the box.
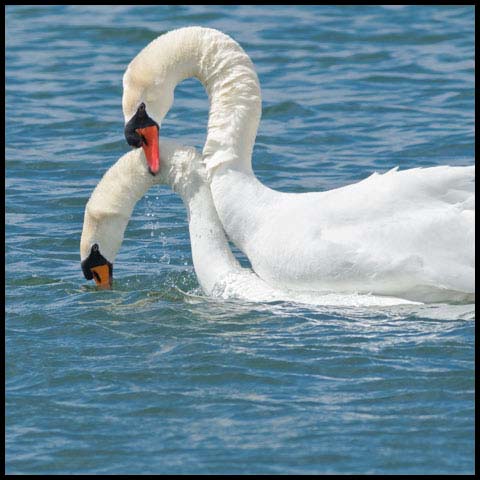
[122,44,179,177]
[81,243,113,289]
[124,102,161,176]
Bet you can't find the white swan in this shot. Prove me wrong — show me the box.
[80,140,419,306]
[121,27,475,303]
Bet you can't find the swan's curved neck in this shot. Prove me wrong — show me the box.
[123,27,262,175]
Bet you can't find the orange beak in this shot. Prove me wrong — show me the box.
[136,125,160,175]
[91,264,112,289]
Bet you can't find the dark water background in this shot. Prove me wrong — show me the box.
[6,5,474,474]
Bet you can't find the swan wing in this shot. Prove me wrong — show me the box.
[241,165,474,300]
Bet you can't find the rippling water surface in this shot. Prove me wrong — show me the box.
[5,5,475,474]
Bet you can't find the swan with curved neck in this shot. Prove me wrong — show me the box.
[121,26,475,303]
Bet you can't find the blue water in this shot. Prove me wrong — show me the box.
[5,5,475,475]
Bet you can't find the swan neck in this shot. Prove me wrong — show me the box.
[177,176,241,295]
[196,32,261,174]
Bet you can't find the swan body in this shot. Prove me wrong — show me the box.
[122,27,475,303]
[210,163,475,302]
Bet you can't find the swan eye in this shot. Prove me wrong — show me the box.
[124,114,144,148]
[124,123,143,148]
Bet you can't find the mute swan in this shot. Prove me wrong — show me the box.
[80,140,419,306]
[121,27,475,303]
